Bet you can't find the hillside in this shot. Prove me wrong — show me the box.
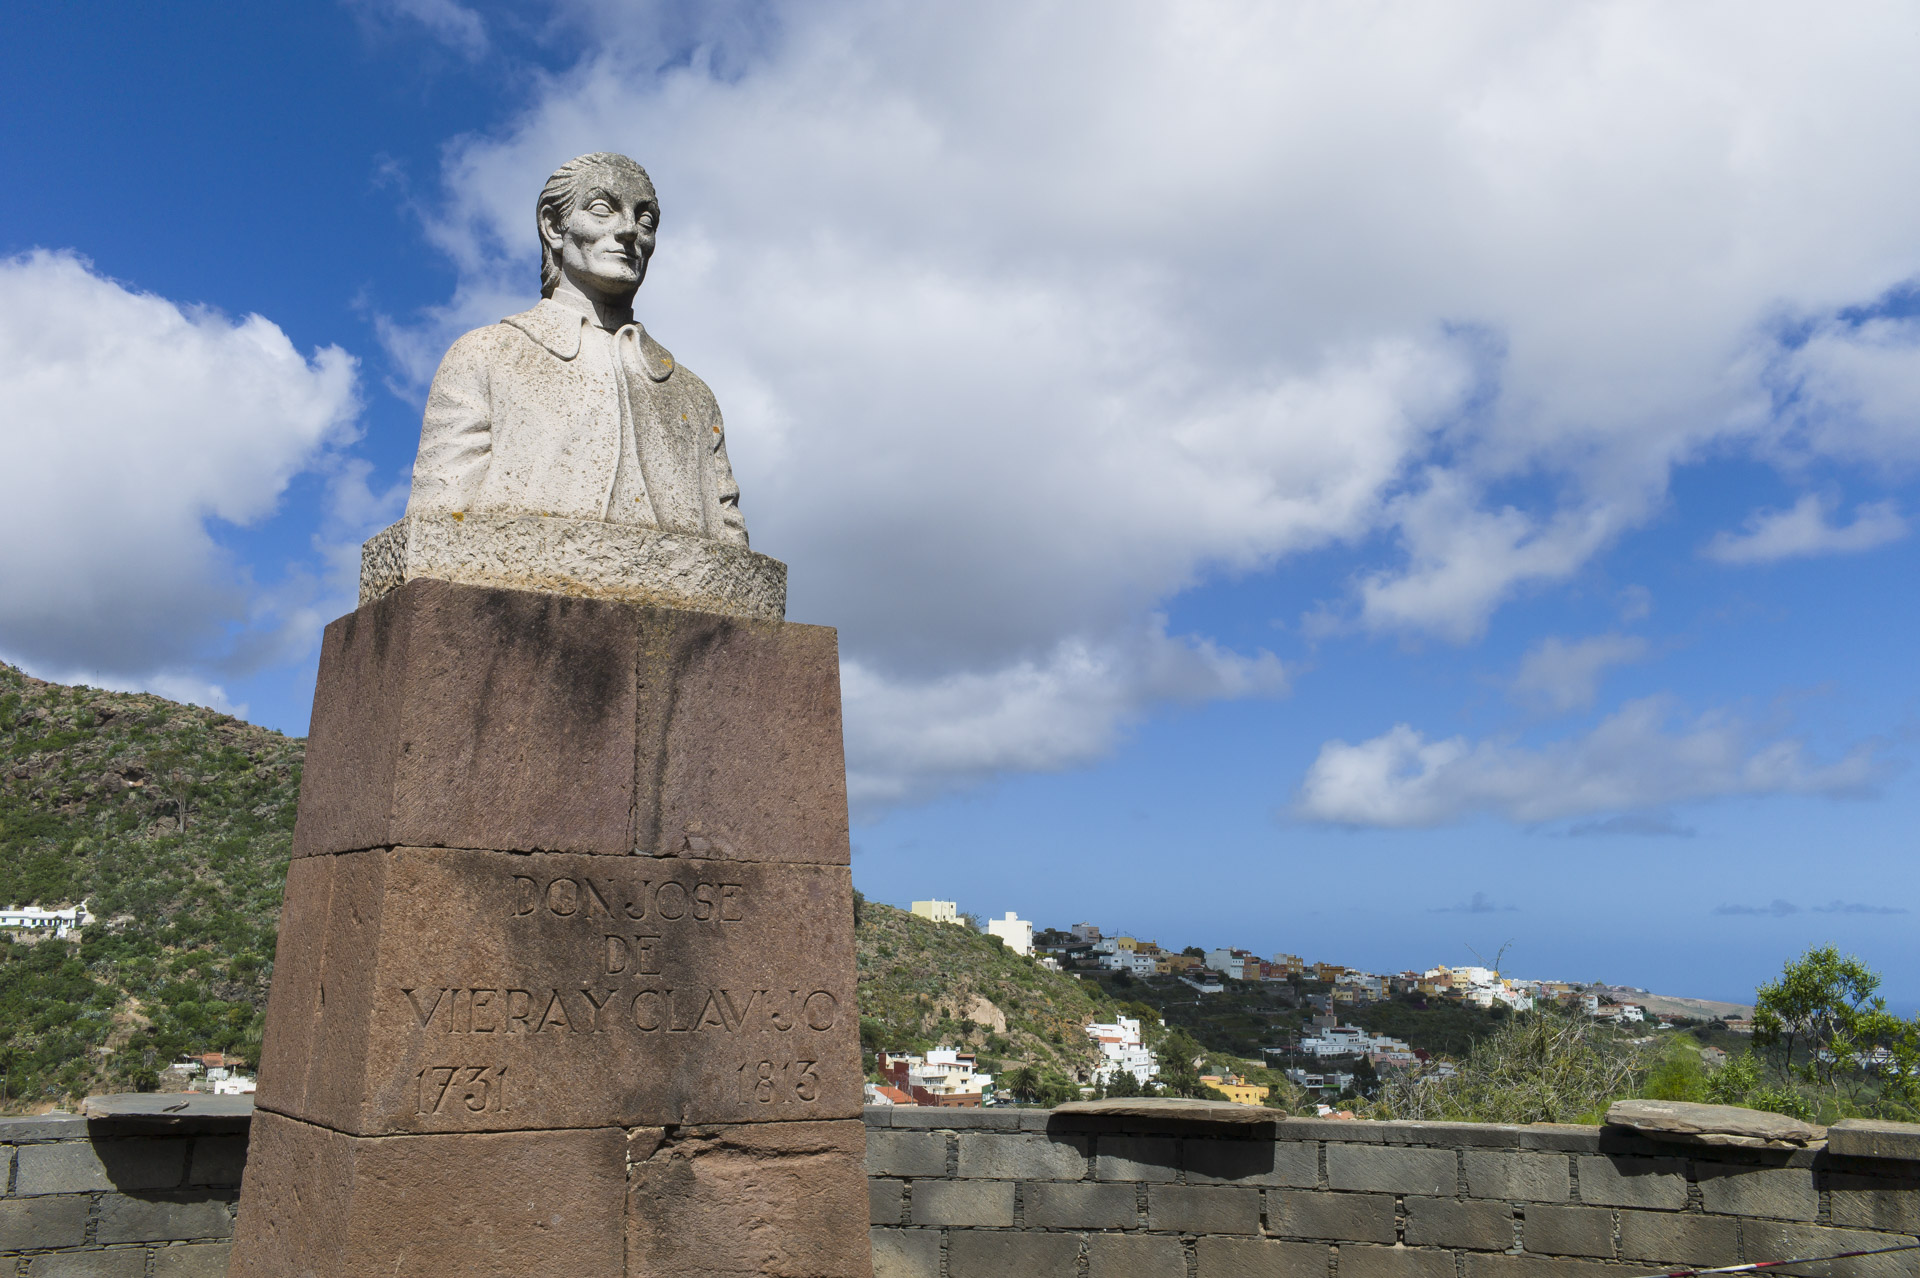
[0,662,300,1106]
[854,900,1106,1089]
[0,665,1114,1108]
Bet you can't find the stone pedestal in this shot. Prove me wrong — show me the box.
[230,578,873,1277]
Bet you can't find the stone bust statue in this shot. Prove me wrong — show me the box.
[405,152,748,547]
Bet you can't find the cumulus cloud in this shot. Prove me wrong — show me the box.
[843,619,1286,808]
[0,250,360,682]
[379,2,1920,799]
[1702,494,1907,564]
[1511,633,1650,713]
[1715,899,1909,917]
[1295,697,1886,828]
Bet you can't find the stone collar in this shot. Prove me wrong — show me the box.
[502,297,677,382]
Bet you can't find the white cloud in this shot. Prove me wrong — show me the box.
[382,2,1920,799]
[1511,633,1649,713]
[843,619,1286,809]
[0,250,360,680]
[1702,494,1907,564]
[347,0,488,59]
[1295,697,1885,828]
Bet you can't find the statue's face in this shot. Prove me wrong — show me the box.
[547,165,659,301]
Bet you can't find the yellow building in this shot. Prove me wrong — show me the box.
[911,900,960,925]
[1200,1074,1270,1106]
[1115,936,1139,952]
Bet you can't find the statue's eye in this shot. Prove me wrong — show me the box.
[587,200,614,216]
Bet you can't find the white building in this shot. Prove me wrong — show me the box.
[1086,1016,1159,1087]
[1070,923,1102,943]
[1180,974,1225,994]
[1205,944,1251,974]
[878,1048,995,1101]
[1099,952,1157,976]
[985,912,1033,956]
[910,900,960,926]
[1299,1022,1415,1061]
[212,1075,257,1096]
[0,903,89,939]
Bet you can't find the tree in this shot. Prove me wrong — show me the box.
[1754,945,1920,1114]
[1181,947,1205,959]
[1153,1029,1215,1099]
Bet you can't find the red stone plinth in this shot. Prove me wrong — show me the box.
[231,580,872,1277]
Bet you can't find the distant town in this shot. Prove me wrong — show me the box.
[864,900,1752,1110]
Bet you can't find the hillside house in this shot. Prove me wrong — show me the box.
[985,911,1033,955]
[1086,1016,1159,1087]
[0,903,89,938]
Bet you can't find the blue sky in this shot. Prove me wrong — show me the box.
[3,2,1917,1006]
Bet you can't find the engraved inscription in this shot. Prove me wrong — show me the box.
[511,873,746,922]
[398,987,839,1035]
[736,1059,821,1105]
[414,1064,510,1114]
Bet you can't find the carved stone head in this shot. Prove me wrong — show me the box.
[536,152,659,302]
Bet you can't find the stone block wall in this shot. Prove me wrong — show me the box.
[0,1112,241,1276]
[863,1108,1920,1278]
[2,1100,1917,1278]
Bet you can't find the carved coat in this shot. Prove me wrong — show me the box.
[406,297,748,545]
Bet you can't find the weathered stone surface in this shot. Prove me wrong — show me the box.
[293,580,849,863]
[25,1250,147,1278]
[869,1228,939,1278]
[1326,1144,1457,1196]
[954,1131,1087,1180]
[1742,1224,1920,1278]
[1271,1191,1396,1244]
[625,1119,873,1278]
[1151,1183,1263,1234]
[1573,1155,1687,1209]
[1088,1233,1185,1277]
[947,1231,1081,1278]
[1093,1134,1181,1181]
[1522,1205,1614,1257]
[16,1138,186,1195]
[1617,1209,1741,1265]
[1829,1171,1920,1233]
[94,1193,233,1244]
[228,1109,628,1277]
[362,513,786,618]
[255,847,861,1135]
[153,1243,231,1278]
[1829,1118,1920,1162]
[1339,1247,1459,1278]
[0,1195,90,1250]
[1465,1150,1571,1202]
[1194,1237,1329,1278]
[909,1179,1014,1227]
[1604,1100,1822,1148]
[1024,1181,1137,1230]
[864,1129,949,1178]
[1694,1163,1818,1219]
[294,578,640,857]
[1187,1136,1318,1187]
[1402,1197,1513,1250]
